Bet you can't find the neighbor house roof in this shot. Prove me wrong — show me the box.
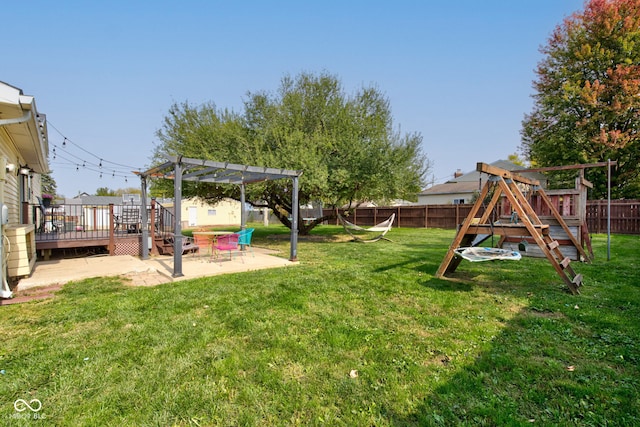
[420,160,548,196]
[65,195,123,205]
[419,180,480,196]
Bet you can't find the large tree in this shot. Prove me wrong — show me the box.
[153,72,429,233]
[521,0,640,198]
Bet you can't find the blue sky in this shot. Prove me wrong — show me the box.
[3,0,585,197]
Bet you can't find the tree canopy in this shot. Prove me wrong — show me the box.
[153,72,429,233]
[521,0,640,198]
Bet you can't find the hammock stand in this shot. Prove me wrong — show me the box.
[338,213,395,243]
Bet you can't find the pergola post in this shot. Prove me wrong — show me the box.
[290,176,299,262]
[173,159,184,277]
[240,183,246,231]
[140,175,149,260]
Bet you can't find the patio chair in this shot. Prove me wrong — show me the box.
[121,207,141,233]
[236,228,255,257]
[193,233,213,259]
[213,233,241,263]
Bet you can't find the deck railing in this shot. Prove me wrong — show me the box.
[34,201,175,244]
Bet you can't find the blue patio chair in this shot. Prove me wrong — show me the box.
[236,228,255,257]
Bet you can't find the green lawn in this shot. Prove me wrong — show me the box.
[1,225,639,426]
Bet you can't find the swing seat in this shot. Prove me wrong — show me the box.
[454,247,522,262]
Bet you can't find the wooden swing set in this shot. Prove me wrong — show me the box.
[436,163,588,294]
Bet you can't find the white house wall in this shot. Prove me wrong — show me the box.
[166,198,241,228]
[417,192,474,205]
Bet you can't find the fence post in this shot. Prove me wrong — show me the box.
[424,205,428,228]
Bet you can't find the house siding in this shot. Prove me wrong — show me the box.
[417,192,474,205]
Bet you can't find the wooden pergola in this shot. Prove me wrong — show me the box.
[139,156,303,277]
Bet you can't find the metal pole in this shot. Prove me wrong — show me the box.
[607,158,611,261]
[173,159,184,277]
[290,176,299,262]
[0,158,11,298]
[240,183,246,231]
[140,176,149,260]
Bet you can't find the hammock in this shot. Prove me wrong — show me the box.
[338,213,395,243]
[454,247,522,262]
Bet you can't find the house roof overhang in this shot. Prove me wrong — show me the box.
[0,82,49,173]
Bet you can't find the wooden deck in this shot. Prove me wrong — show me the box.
[35,230,138,250]
[31,201,175,258]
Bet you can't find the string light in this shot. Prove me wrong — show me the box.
[48,121,141,170]
[46,120,144,187]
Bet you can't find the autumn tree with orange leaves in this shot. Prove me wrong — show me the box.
[521,0,640,198]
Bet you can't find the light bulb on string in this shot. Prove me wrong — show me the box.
[99,159,103,168]
[62,138,67,147]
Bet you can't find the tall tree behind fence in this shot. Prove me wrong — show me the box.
[323,200,640,234]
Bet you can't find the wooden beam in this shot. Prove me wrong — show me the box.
[511,160,618,173]
[435,177,493,277]
[476,163,540,186]
[466,224,549,237]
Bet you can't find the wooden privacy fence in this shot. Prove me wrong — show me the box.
[323,199,640,234]
[586,200,640,234]
[323,205,493,230]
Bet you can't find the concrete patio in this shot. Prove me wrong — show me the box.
[14,246,299,291]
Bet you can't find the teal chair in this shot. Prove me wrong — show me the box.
[236,228,255,257]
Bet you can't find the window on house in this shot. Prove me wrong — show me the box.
[208,209,217,216]
[453,198,465,205]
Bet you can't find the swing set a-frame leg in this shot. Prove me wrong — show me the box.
[435,180,498,277]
